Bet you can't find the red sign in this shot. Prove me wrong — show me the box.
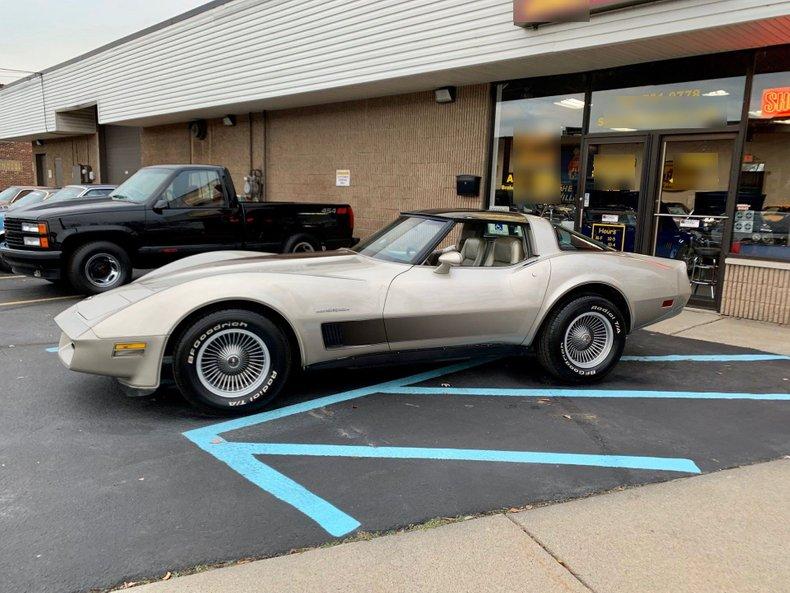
[761,87,790,119]
[514,0,658,26]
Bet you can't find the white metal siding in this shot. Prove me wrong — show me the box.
[1,0,789,139]
[55,107,97,135]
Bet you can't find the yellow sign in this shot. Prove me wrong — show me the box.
[591,223,626,251]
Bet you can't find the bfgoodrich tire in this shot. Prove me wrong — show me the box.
[536,295,626,383]
[173,309,291,415]
[67,241,132,294]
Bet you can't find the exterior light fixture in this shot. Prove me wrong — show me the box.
[434,86,456,104]
[222,115,237,126]
[702,90,729,97]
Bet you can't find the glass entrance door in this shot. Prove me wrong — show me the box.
[579,138,649,252]
[652,135,735,304]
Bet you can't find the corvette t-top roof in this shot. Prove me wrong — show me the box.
[404,208,529,224]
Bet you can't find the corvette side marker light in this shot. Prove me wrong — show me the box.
[662,299,674,308]
[113,342,147,357]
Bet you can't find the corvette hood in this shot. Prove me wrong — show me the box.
[66,250,384,327]
[136,249,380,290]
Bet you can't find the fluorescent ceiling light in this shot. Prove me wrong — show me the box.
[773,119,790,124]
[610,127,637,132]
[553,98,585,110]
[749,110,763,117]
[702,89,729,97]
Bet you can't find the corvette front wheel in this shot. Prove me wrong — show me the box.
[536,296,626,383]
[173,310,291,415]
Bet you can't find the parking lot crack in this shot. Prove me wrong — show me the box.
[504,513,598,593]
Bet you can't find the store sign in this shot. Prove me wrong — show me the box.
[761,87,790,119]
[514,0,658,26]
[591,223,626,251]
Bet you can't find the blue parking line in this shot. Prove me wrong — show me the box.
[45,346,59,353]
[184,359,492,444]
[382,386,790,400]
[621,354,789,362]
[183,359,496,536]
[234,442,701,474]
[183,357,712,537]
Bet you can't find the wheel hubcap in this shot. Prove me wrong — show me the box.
[85,253,121,288]
[563,312,614,369]
[196,329,270,398]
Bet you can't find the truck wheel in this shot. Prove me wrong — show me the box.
[536,295,626,383]
[284,234,320,253]
[67,241,132,294]
[173,309,291,415]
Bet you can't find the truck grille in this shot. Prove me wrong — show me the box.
[4,218,27,249]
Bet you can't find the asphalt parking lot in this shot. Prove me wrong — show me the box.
[1,273,789,593]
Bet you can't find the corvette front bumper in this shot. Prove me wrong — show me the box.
[55,306,167,391]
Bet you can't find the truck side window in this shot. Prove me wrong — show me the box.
[162,170,224,208]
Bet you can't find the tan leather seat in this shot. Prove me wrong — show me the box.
[484,237,524,267]
[459,237,485,266]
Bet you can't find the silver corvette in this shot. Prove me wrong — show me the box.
[54,209,690,414]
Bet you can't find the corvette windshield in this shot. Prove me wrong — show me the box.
[354,216,448,264]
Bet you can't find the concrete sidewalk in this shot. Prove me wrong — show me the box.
[130,311,790,593]
[646,307,790,355]
[133,459,790,593]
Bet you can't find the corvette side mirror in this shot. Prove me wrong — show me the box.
[434,250,462,275]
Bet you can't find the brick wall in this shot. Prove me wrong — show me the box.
[721,259,789,324]
[265,85,492,238]
[136,85,492,238]
[140,114,266,192]
[0,141,33,187]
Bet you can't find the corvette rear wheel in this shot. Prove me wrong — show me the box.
[536,295,626,383]
[173,310,291,415]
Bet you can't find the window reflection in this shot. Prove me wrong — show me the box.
[491,91,583,226]
[590,77,745,132]
[732,72,790,261]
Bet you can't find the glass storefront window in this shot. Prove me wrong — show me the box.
[589,77,745,132]
[491,90,583,227]
[731,71,790,261]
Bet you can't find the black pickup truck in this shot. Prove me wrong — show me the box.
[0,165,357,294]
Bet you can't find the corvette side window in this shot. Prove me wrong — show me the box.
[456,221,529,267]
